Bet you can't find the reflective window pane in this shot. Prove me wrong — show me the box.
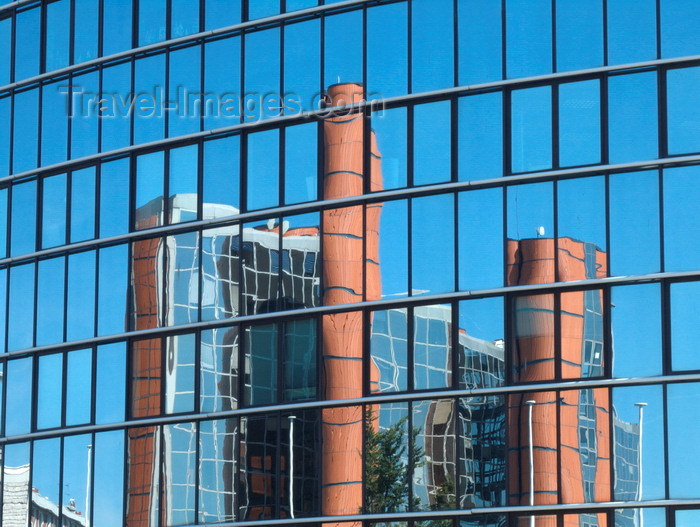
[93,430,125,526]
[139,0,166,45]
[200,326,239,412]
[101,62,132,152]
[203,36,241,130]
[133,54,165,144]
[458,298,505,390]
[458,92,503,181]
[66,348,92,425]
[412,194,454,295]
[166,231,200,326]
[324,11,362,88]
[99,157,130,237]
[46,0,70,71]
[559,80,601,167]
[667,66,700,155]
[42,173,67,248]
[557,176,606,264]
[661,0,700,58]
[670,281,700,371]
[36,257,65,346]
[199,418,237,522]
[103,0,132,55]
[168,45,202,137]
[131,338,163,417]
[458,0,502,85]
[41,82,69,166]
[244,323,277,405]
[512,295,555,382]
[70,71,99,160]
[73,0,99,63]
[63,434,92,522]
[372,107,407,190]
[246,129,279,210]
[664,166,700,271]
[135,151,165,230]
[5,358,32,435]
[66,250,96,341]
[414,305,452,390]
[511,86,552,173]
[370,308,408,393]
[555,0,603,72]
[13,88,39,174]
[165,333,196,413]
[205,0,240,30]
[14,7,40,80]
[244,28,280,122]
[10,179,37,257]
[203,135,240,212]
[171,0,199,38]
[668,382,700,497]
[413,100,451,186]
[375,199,408,298]
[607,0,657,64]
[561,289,605,379]
[70,166,96,242]
[367,2,407,98]
[169,145,199,223]
[96,342,126,424]
[284,19,320,112]
[37,352,63,429]
[506,0,552,78]
[284,122,317,204]
[8,262,35,351]
[412,0,453,92]
[98,244,128,336]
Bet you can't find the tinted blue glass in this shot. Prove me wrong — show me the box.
[13,88,39,174]
[284,123,317,204]
[70,166,96,242]
[139,0,166,45]
[67,251,96,341]
[205,0,240,29]
[8,263,35,351]
[46,0,70,71]
[62,435,91,520]
[412,0,453,92]
[0,17,10,84]
[102,0,132,55]
[32,438,60,504]
[101,62,132,152]
[36,257,65,346]
[93,431,125,525]
[668,383,700,496]
[555,0,603,72]
[458,92,502,180]
[412,194,454,295]
[203,135,240,210]
[244,28,280,122]
[661,0,700,58]
[458,0,502,84]
[0,188,7,256]
[204,36,241,130]
[247,129,279,210]
[677,510,700,526]
[37,353,63,429]
[172,0,200,38]
[10,179,37,256]
[667,67,700,155]
[671,281,700,371]
[377,199,408,297]
[608,72,658,163]
[507,181,554,247]
[607,0,657,64]
[41,82,68,166]
[559,80,601,166]
[71,71,99,159]
[324,11,362,86]
[249,1,278,19]
[96,343,126,423]
[98,244,128,336]
[0,97,9,177]
[413,100,451,185]
[458,188,503,290]
[42,173,67,248]
[66,348,92,424]
[558,176,606,250]
[609,171,660,276]
[14,7,40,80]
[99,158,130,237]
[135,151,164,228]
[73,0,99,63]
[506,0,552,78]
[511,86,552,172]
[287,0,316,9]
[367,2,407,98]
[372,108,407,190]
[169,45,201,137]
[134,54,165,144]
[169,144,198,223]
[284,19,320,112]
[663,166,700,271]
[6,358,32,435]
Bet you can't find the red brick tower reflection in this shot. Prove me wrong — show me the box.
[321,82,382,524]
[507,237,609,527]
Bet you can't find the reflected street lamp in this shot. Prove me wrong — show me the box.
[635,403,647,527]
[288,415,297,519]
[86,444,92,527]
[525,400,536,527]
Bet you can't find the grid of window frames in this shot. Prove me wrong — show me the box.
[2,0,700,526]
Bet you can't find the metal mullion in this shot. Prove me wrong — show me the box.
[602,287,612,380]
[553,292,562,381]
[39,0,46,74]
[193,418,201,523]
[655,0,661,61]
[555,389,562,506]
[602,0,608,67]
[551,0,557,73]
[69,0,76,65]
[164,47,171,139]
[407,304,414,393]
[406,0,412,93]
[661,280,672,377]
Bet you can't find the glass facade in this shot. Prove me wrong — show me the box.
[2,0,700,526]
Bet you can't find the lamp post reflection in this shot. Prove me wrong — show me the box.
[525,400,536,527]
[85,444,92,527]
[635,402,647,527]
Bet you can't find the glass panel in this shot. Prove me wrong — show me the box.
[612,385,665,502]
[32,438,61,508]
[321,311,364,399]
[668,382,700,497]
[414,305,452,390]
[460,515,508,527]
[671,281,700,371]
[458,92,502,181]
[70,70,99,160]
[283,318,316,401]
[205,0,240,30]
[201,224,239,322]
[37,352,63,429]
[46,0,70,71]
[165,333,195,413]
[5,358,32,435]
[244,323,277,405]
[93,430,125,526]
[36,256,65,345]
[102,0,132,55]
[131,338,163,418]
[248,1,278,19]
[664,166,700,271]
[365,402,410,513]
[168,45,202,138]
[458,0,502,85]
[373,199,408,299]
[66,250,96,341]
[284,19,320,112]
[284,122,317,204]
[4,443,30,521]
[281,212,320,310]
[555,0,603,72]
[372,106,407,190]
[203,135,240,211]
[10,179,36,257]
[12,88,39,174]
[8,262,35,351]
[139,0,166,45]
[171,0,199,38]
[412,399,456,510]
[608,72,658,163]
[607,0,657,64]
[324,11,362,88]
[667,67,700,155]
[506,0,552,78]
[163,422,197,524]
[412,0,453,92]
[561,289,605,379]
[135,151,165,230]
[169,145,198,223]
[96,342,126,424]
[559,80,601,167]
[62,434,92,523]
[458,188,503,290]
[677,510,700,526]
[203,36,241,130]
[661,0,700,58]
[165,231,200,326]
[244,28,280,122]
[609,170,660,276]
[100,157,130,237]
[200,325,239,412]
[0,17,10,85]
[370,308,408,393]
[14,7,40,80]
[73,0,99,63]
[42,173,67,248]
[199,418,237,522]
[0,96,9,177]
[458,297,505,391]
[0,268,6,351]
[126,426,161,523]
[507,182,554,285]
[131,235,163,330]
[246,129,279,210]
[611,284,662,377]
[134,54,165,144]
[511,86,552,173]
[98,243,128,336]
[70,166,96,242]
[412,194,454,295]
[101,61,132,152]
[413,100,451,186]
[512,294,555,382]
[41,81,68,166]
[367,2,407,98]
[66,348,92,425]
